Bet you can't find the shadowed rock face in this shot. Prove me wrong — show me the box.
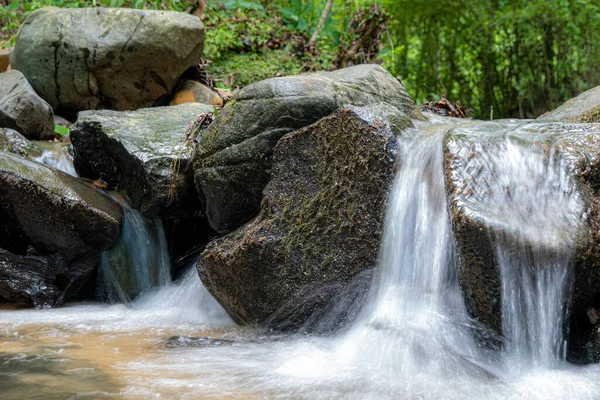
[445,121,600,334]
[10,7,204,117]
[192,64,419,234]
[0,151,122,306]
[71,104,214,217]
[198,107,402,327]
[0,70,54,140]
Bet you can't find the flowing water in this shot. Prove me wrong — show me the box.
[2,118,600,399]
[98,194,172,302]
[33,142,78,176]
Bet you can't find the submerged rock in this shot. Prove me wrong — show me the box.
[0,151,122,306]
[538,86,600,123]
[192,64,419,233]
[71,103,213,217]
[445,121,600,334]
[11,7,204,116]
[0,70,54,140]
[198,107,400,327]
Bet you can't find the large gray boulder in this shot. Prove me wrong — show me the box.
[198,107,402,327]
[538,86,600,123]
[0,151,122,306]
[11,7,204,117]
[0,70,54,140]
[192,64,419,233]
[445,121,600,333]
[71,103,213,217]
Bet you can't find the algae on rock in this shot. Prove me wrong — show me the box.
[192,64,419,234]
[198,106,402,327]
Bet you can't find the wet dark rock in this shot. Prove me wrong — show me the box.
[538,86,600,123]
[198,107,401,327]
[0,70,54,140]
[192,64,419,234]
[0,249,61,307]
[71,104,214,217]
[11,7,204,117]
[445,122,600,333]
[0,151,122,306]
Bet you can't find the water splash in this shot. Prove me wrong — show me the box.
[134,266,231,325]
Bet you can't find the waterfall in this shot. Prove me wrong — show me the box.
[455,133,584,369]
[98,195,171,302]
[326,122,492,384]
[285,119,586,389]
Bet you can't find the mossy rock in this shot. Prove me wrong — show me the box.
[198,106,400,327]
[71,103,214,217]
[193,64,420,234]
[538,86,600,123]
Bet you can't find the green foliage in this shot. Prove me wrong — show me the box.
[222,0,264,10]
[380,0,600,118]
[209,51,304,88]
[4,0,600,119]
[277,0,316,33]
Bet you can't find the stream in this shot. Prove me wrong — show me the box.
[3,118,600,399]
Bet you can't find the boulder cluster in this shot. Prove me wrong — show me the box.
[0,7,418,326]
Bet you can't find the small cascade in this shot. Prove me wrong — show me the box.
[98,194,171,302]
[135,265,231,326]
[329,121,489,383]
[34,143,78,176]
[458,134,584,369]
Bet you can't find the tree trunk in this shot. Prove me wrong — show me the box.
[308,0,334,47]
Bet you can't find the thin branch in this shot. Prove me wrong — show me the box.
[308,0,334,48]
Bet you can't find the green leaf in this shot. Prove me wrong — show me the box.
[54,125,70,137]
[7,0,20,11]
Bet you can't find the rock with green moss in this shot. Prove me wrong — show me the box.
[445,121,600,334]
[10,7,204,118]
[0,70,54,140]
[198,106,400,327]
[0,151,122,306]
[538,86,600,123]
[71,103,214,217]
[193,64,419,233]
